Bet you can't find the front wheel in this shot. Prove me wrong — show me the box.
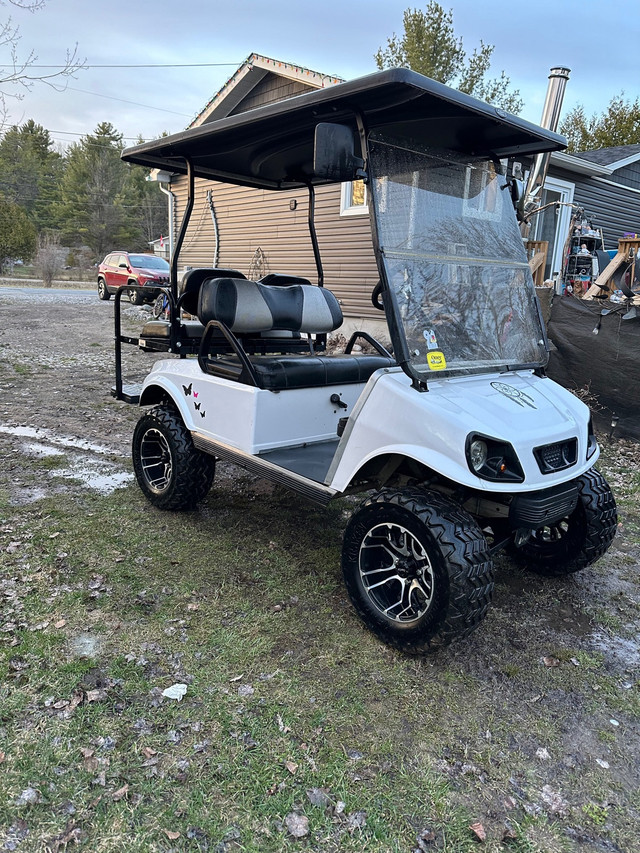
[132,405,215,510]
[342,488,494,654]
[97,278,110,300]
[129,285,144,306]
[507,469,617,576]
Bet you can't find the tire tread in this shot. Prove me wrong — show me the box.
[343,488,494,654]
[132,405,215,510]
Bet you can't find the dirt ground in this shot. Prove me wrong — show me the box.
[1,281,639,851]
[0,284,154,446]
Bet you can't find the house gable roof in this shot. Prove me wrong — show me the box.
[572,143,640,170]
[191,53,344,127]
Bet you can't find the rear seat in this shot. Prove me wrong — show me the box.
[197,277,395,390]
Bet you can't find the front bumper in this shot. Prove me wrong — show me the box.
[509,481,579,528]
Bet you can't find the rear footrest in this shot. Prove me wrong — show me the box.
[111,383,142,404]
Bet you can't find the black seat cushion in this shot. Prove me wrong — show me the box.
[203,353,395,390]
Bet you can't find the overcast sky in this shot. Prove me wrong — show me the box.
[3,0,639,148]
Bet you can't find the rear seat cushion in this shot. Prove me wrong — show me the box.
[198,278,343,334]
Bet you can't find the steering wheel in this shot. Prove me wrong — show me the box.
[371,280,385,311]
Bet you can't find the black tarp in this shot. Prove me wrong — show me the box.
[547,295,640,441]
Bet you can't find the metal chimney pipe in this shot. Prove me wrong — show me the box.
[540,66,571,133]
[521,66,571,235]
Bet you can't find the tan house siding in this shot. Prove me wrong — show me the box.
[170,177,379,320]
[229,77,314,115]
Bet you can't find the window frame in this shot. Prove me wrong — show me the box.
[340,180,368,216]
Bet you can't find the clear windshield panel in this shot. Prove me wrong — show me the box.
[368,136,547,376]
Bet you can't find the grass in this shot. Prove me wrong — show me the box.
[0,444,639,851]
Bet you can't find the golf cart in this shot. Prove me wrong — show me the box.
[114,68,616,653]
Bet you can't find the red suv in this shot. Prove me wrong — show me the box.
[97,252,170,304]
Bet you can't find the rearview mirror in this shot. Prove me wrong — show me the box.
[314,123,365,183]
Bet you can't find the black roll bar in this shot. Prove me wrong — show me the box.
[170,157,195,301]
[307,183,323,288]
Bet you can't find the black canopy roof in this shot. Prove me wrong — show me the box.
[121,68,566,190]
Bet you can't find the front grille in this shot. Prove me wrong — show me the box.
[534,438,578,474]
[509,483,579,528]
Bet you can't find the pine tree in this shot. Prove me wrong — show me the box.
[0,192,37,271]
[560,94,640,152]
[0,120,63,230]
[55,122,133,257]
[375,3,522,114]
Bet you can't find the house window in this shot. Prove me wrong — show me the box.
[340,180,368,215]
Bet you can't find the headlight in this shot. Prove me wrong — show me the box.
[468,439,488,472]
[465,433,525,483]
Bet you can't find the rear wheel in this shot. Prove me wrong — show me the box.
[97,278,110,300]
[342,488,493,653]
[507,469,617,576]
[132,405,215,510]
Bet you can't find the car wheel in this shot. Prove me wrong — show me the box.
[507,469,617,576]
[97,278,110,300]
[342,488,493,653]
[132,404,215,510]
[129,286,144,306]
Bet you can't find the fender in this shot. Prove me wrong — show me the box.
[139,365,198,430]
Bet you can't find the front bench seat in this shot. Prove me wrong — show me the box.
[197,278,395,390]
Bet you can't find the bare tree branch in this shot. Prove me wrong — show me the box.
[1,0,85,129]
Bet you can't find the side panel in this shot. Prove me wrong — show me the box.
[140,359,367,454]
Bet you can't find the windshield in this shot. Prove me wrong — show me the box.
[368,135,547,378]
[129,254,169,270]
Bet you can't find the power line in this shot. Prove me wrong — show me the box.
[28,62,242,69]
[65,85,193,117]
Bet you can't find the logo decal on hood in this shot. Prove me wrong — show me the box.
[491,382,537,409]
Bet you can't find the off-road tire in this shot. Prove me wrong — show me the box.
[97,278,110,300]
[342,488,494,654]
[507,469,617,576]
[132,404,215,510]
[129,285,144,306]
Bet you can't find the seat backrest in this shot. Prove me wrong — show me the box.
[198,277,343,334]
[258,273,312,287]
[180,267,246,315]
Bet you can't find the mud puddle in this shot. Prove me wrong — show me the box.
[1,422,133,502]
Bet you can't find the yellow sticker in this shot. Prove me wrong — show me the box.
[427,351,447,370]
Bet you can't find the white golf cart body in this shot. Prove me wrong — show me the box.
[138,360,593,501]
[114,69,616,651]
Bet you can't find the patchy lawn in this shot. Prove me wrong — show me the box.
[0,288,639,852]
